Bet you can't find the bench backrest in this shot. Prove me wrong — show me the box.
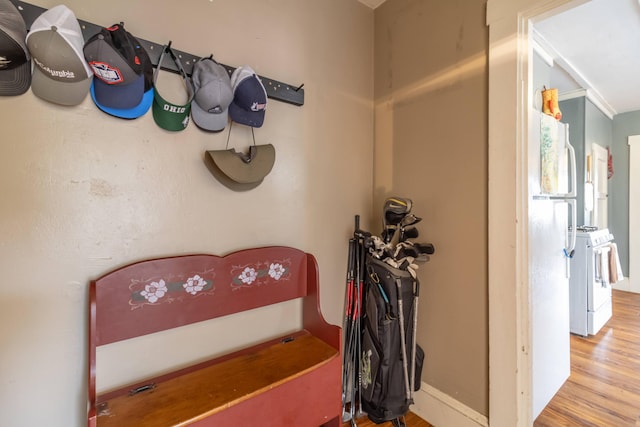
[90,246,308,347]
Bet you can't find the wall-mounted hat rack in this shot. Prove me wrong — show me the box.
[12,0,305,106]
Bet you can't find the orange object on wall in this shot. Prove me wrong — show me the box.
[542,87,562,121]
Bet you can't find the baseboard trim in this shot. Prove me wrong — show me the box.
[412,382,489,427]
[611,276,629,292]
[611,277,640,294]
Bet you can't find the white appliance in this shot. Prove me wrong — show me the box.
[529,111,577,419]
[569,226,614,336]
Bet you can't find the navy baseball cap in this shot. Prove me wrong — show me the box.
[229,66,267,128]
[84,23,153,118]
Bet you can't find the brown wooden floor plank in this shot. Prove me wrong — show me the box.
[343,411,433,427]
[535,290,640,427]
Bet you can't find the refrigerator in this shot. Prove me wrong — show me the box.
[529,110,577,419]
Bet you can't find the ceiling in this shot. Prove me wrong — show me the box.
[531,0,640,116]
[360,0,640,117]
[358,0,386,9]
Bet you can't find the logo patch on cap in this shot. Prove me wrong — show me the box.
[251,102,266,112]
[33,57,76,79]
[89,62,124,84]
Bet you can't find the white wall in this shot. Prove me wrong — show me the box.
[0,1,374,426]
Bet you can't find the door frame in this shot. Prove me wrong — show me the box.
[627,136,640,293]
[590,143,609,229]
[486,0,584,425]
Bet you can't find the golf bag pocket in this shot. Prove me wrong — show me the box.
[361,320,382,402]
[414,344,424,392]
[361,281,388,401]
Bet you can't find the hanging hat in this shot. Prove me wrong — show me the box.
[84,23,153,119]
[0,0,30,96]
[204,124,275,191]
[190,57,233,132]
[207,144,275,183]
[26,5,93,105]
[152,44,194,131]
[229,65,267,128]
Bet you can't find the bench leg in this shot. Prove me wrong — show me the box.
[320,415,341,427]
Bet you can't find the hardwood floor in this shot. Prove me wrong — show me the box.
[342,411,432,427]
[535,289,640,426]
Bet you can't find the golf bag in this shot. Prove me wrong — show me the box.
[341,198,433,426]
[360,256,424,424]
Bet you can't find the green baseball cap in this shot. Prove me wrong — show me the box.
[152,45,193,131]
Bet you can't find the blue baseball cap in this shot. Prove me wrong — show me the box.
[89,84,154,119]
[84,23,153,119]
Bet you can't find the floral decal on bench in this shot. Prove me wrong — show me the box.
[231,259,291,289]
[129,270,216,308]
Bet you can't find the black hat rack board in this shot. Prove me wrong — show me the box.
[10,0,305,190]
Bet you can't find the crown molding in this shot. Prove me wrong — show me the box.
[532,28,616,119]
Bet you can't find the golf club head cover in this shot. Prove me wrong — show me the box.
[401,227,420,241]
[415,243,435,255]
[383,197,413,225]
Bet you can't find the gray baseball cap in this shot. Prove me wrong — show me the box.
[190,58,233,132]
[26,5,93,105]
[0,0,30,96]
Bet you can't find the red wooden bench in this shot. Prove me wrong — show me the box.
[87,246,342,427]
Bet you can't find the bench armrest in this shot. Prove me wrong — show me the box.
[303,254,342,351]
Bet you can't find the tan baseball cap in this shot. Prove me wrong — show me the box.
[26,5,93,105]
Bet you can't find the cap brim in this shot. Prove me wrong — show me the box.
[191,100,228,132]
[229,102,265,128]
[90,82,153,119]
[31,66,92,106]
[203,152,263,192]
[152,90,192,131]
[207,145,275,184]
[92,74,144,109]
[0,60,31,96]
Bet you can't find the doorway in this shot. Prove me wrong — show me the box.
[488,0,637,424]
[487,1,585,426]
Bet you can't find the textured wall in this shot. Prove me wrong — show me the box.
[373,0,489,416]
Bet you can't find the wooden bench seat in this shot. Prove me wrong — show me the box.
[88,246,342,427]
